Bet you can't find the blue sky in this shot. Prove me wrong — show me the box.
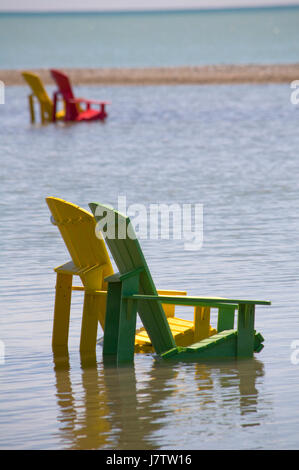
[1,0,299,12]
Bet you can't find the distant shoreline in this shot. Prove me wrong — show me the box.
[1,4,299,15]
[1,64,299,86]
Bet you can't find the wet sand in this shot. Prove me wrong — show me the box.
[1,64,299,86]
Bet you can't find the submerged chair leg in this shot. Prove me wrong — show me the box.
[103,281,122,363]
[237,304,255,358]
[79,292,100,356]
[103,272,140,365]
[39,101,46,124]
[28,94,35,124]
[52,272,73,354]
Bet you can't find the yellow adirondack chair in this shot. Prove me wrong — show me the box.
[46,197,216,355]
[22,71,65,124]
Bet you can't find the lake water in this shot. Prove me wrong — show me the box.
[1,7,299,69]
[0,81,299,449]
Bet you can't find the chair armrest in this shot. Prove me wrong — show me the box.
[68,98,111,105]
[125,294,237,309]
[124,294,271,308]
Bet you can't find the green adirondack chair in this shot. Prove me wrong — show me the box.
[89,202,271,364]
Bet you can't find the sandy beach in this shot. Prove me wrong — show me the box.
[1,63,299,86]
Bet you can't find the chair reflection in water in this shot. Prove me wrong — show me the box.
[53,354,265,449]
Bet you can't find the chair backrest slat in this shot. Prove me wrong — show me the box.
[50,69,79,119]
[46,197,113,286]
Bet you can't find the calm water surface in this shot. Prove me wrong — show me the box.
[1,8,299,68]
[0,83,299,449]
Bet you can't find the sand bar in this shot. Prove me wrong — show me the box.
[1,64,299,86]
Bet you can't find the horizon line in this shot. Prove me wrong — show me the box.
[1,4,299,15]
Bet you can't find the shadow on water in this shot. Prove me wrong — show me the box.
[52,353,265,450]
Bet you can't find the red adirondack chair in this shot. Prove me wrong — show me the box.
[50,69,110,122]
